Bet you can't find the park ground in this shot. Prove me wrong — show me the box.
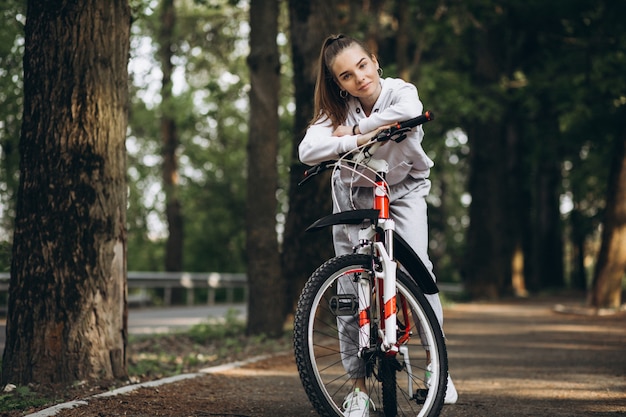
[12,295,626,417]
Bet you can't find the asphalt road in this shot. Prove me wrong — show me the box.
[0,304,247,350]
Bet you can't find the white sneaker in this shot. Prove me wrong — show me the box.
[425,364,458,404]
[342,388,372,417]
[445,375,458,404]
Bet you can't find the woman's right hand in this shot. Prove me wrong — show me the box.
[356,124,395,146]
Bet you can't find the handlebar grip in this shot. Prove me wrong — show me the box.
[396,110,435,130]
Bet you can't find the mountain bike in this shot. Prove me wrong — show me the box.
[293,111,447,417]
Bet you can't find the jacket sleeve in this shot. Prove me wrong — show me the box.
[298,119,359,166]
[358,81,423,134]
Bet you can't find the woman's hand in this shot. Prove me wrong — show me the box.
[355,124,396,146]
[333,123,396,147]
[332,125,354,137]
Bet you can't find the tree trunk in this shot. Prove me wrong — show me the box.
[282,0,338,319]
[159,0,184,273]
[245,0,283,337]
[569,208,589,291]
[2,0,130,385]
[464,122,513,299]
[589,124,626,309]
[526,115,564,292]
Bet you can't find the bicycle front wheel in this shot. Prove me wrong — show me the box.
[294,253,447,417]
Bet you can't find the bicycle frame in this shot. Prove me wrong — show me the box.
[352,156,400,355]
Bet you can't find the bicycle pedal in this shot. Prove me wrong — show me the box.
[413,388,428,404]
[329,295,358,316]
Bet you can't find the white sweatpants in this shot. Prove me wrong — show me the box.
[332,174,444,378]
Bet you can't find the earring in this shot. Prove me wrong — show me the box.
[377,67,383,76]
[340,90,348,99]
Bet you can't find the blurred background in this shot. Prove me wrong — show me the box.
[0,0,624,311]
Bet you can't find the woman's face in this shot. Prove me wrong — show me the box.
[331,44,381,102]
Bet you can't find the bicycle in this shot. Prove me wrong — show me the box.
[293,111,447,417]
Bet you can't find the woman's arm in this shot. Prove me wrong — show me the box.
[298,120,359,166]
[299,118,392,165]
[358,81,423,134]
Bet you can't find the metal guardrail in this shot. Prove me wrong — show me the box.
[0,271,248,307]
[0,272,462,308]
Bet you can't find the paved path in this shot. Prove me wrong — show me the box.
[0,304,247,350]
[53,296,626,416]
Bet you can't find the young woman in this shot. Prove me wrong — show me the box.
[298,34,457,416]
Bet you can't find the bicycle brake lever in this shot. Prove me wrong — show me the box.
[298,160,336,186]
[374,126,412,143]
[388,127,412,143]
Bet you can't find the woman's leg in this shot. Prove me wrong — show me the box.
[332,179,372,385]
[389,178,444,327]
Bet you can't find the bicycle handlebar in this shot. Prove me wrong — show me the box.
[299,111,435,186]
[397,110,435,130]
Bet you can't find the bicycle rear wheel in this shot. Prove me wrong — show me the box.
[294,253,447,417]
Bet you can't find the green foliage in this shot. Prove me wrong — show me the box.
[0,0,623,290]
[0,0,25,260]
[126,0,252,272]
[186,308,245,342]
[0,385,51,414]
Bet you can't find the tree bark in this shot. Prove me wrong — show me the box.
[589,123,626,309]
[2,0,130,385]
[526,115,564,292]
[282,0,338,319]
[245,0,283,337]
[464,122,513,299]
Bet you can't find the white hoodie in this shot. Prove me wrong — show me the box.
[298,77,434,185]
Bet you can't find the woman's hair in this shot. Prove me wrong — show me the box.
[310,34,374,129]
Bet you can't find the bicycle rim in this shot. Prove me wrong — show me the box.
[294,254,447,417]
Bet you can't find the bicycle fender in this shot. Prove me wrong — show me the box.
[305,209,380,232]
[305,209,439,295]
[393,234,439,295]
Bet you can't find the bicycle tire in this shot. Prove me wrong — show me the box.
[380,355,398,416]
[294,253,447,417]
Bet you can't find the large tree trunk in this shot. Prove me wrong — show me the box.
[526,115,564,292]
[464,122,513,299]
[2,0,130,385]
[282,0,338,319]
[589,123,626,309]
[245,0,283,337]
[159,0,183,273]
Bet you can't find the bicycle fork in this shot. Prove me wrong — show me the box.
[356,174,399,357]
[355,239,397,356]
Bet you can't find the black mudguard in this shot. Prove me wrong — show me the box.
[305,209,380,232]
[306,210,439,295]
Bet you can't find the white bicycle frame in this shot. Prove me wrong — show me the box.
[342,149,400,356]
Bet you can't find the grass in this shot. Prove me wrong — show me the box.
[0,309,293,415]
[0,385,51,412]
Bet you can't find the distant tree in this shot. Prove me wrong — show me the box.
[125,0,250,275]
[282,0,338,318]
[158,0,184,273]
[586,0,626,309]
[590,128,626,309]
[246,0,283,337]
[2,0,130,385]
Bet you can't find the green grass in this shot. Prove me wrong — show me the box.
[0,385,52,413]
